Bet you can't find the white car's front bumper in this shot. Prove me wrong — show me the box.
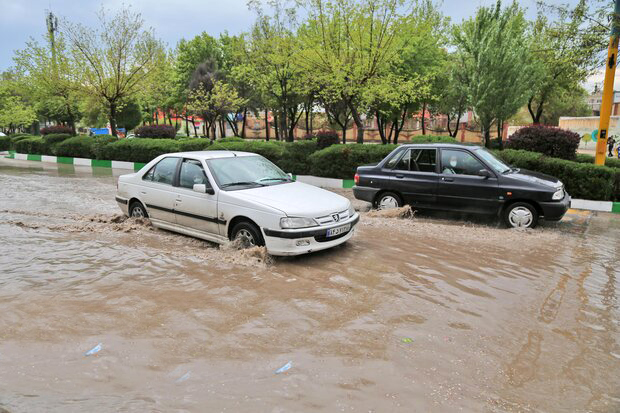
[262,213,359,256]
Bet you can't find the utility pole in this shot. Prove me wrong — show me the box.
[595,0,620,165]
[46,11,58,78]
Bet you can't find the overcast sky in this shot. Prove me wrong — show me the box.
[1,0,595,84]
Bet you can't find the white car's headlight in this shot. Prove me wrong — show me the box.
[552,187,564,200]
[348,203,355,217]
[280,217,319,229]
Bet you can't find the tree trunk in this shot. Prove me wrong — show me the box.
[497,120,504,150]
[241,108,247,139]
[220,118,226,138]
[154,110,158,125]
[484,127,491,148]
[274,114,280,141]
[421,102,427,135]
[190,118,197,137]
[376,111,387,144]
[109,103,118,137]
[349,104,364,144]
[305,108,310,135]
[185,115,189,136]
[265,109,270,141]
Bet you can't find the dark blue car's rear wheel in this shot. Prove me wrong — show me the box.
[375,192,402,209]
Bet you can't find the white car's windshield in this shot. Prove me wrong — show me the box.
[208,155,291,189]
[475,148,512,174]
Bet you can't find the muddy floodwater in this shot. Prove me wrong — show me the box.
[0,158,619,413]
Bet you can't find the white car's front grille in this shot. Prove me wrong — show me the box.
[316,209,350,226]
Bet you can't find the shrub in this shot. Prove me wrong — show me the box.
[54,136,96,158]
[15,137,47,155]
[506,125,580,160]
[409,135,457,144]
[315,130,340,149]
[10,134,35,144]
[279,140,319,174]
[40,125,74,135]
[98,138,181,163]
[302,133,316,140]
[574,153,620,169]
[496,149,619,201]
[208,141,285,165]
[309,144,398,179]
[217,136,244,143]
[178,138,211,152]
[91,134,118,159]
[0,136,10,151]
[134,124,176,139]
[42,133,72,147]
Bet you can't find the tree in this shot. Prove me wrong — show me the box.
[433,59,469,138]
[300,0,414,143]
[539,85,590,125]
[526,1,605,124]
[14,29,81,134]
[187,81,246,139]
[0,73,37,134]
[453,1,531,148]
[62,6,165,136]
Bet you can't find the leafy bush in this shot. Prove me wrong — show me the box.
[506,125,580,160]
[575,153,620,169]
[134,124,176,139]
[91,134,118,159]
[178,138,211,152]
[279,140,319,174]
[15,137,47,154]
[10,134,35,145]
[208,141,285,165]
[42,133,72,147]
[217,136,244,143]
[40,125,74,135]
[316,130,340,149]
[54,136,96,158]
[0,136,11,151]
[496,149,619,201]
[309,144,398,179]
[409,135,457,144]
[98,138,181,163]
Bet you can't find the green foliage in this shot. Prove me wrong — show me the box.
[495,149,620,201]
[279,140,319,174]
[0,136,10,150]
[506,125,580,160]
[97,138,182,163]
[40,125,74,135]
[135,124,176,139]
[91,134,118,159]
[409,135,457,144]
[217,136,244,143]
[207,141,285,165]
[574,153,620,169]
[42,133,72,146]
[315,130,339,149]
[54,136,95,158]
[15,137,47,154]
[178,138,211,152]
[115,101,143,131]
[10,134,36,145]
[309,144,398,179]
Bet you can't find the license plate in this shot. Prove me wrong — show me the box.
[326,224,351,237]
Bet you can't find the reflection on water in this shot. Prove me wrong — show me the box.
[0,158,619,412]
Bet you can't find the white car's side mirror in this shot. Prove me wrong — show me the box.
[193,184,214,195]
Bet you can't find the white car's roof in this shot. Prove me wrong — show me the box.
[164,150,258,160]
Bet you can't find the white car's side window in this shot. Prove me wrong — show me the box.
[179,159,210,189]
[142,157,179,185]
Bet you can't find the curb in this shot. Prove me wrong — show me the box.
[3,151,619,213]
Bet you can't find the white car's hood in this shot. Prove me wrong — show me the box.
[227,181,350,218]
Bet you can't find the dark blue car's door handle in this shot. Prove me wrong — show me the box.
[395,174,404,179]
[441,177,454,182]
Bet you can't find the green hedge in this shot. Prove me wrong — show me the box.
[409,135,457,144]
[42,133,72,146]
[496,149,620,201]
[15,137,47,155]
[54,136,96,158]
[309,144,398,179]
[98,138,182,163]
[178,138,211,152]
[575,153,620,169]
[279,140,318,174]
[0,136,10,151]
[208,141,285,165]
[10,134,36,147]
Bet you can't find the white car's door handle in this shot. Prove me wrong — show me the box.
[140,191,147,195]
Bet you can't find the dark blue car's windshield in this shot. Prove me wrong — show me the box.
[475,148,511,174]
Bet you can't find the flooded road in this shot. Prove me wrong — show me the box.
[0,158,619,412]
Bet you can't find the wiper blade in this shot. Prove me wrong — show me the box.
[221,181,266,188]
[258,177,291,182]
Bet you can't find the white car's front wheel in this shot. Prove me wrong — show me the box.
[129,201,148,218]
[231,221,265,247]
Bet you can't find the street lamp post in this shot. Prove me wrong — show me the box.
[595,0,620,165]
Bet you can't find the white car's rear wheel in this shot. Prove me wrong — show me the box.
[231,221,264,247]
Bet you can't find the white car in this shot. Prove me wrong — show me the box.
[115,151,359,256]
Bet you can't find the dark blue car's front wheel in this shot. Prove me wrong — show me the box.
[503,202,538,229]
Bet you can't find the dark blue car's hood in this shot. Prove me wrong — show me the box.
[503,168,561,188]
